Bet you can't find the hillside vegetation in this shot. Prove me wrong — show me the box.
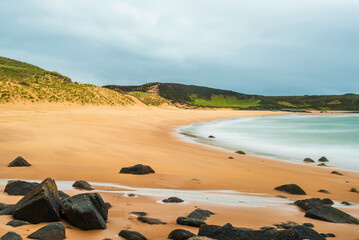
[105,83,359,110]
[0,57,133,105]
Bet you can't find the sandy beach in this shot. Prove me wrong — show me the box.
[0,103,358,239]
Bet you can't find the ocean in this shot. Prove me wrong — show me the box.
[179,114,359,171]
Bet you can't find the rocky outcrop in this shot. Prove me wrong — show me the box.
[61,193,108,230]
[28,223,65,240]
[5,180,38,196]
[8,156,31,167]
[137,216,166,225]
[274,184,306,195]
[294,198,359,224]
[12,178,61,224]
[0,232,22,240]
[119,230,147,240]
[72,180,94,190]
[162,197,184,203]
[119,164,155,175]
[168,229,196,240]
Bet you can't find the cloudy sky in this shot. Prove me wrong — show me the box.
[1,0,358,95]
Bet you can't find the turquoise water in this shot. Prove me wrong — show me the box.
[180,114,359,171]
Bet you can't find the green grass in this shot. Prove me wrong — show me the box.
[190,94,260,108]
[128,91,172,106]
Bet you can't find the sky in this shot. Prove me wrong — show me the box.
[1,0,358,95]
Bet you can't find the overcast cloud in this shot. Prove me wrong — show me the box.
[0,0,358,95]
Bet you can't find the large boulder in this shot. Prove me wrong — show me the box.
[5,180,38,196]
[12,178,61,224]
[187,208,214,220]
[72,180,94,190]
[168,229,196,240]
[28,223,65,240]
[8,156,31,167]
[119,164,155,175]
[295,198,359,224]
[61,192,108,230]
[119,230,147,240]
[0,232,22,240]
[274,184,306,195]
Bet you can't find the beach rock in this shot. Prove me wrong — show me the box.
[318,189,330,194]
[6,220,29,227]
[176,217,206,227]
[273,226,326,240]
[72,180,94,190]
[128,193,136,197]
[303,158,315,163]
[162,197,184,203]
[331,171,343,176]
[105,202,112,209]
[0,232,22,240]
[273,221,299,229]
[168,229,196,240]
[187,208,214,220]
[188,238,214,240]
[350,187,358,192]
[302,223,314,228]
[235,150,246,155]
[317,163,327,167]
[228,156,234,159]
[12,178,61,224]
[274,184,306,195]
[321,198,334,205]
[130,211,147,217]
[208,135,215,138]
[61,192,108,230]
[320,233,336,238]
[4,180,38,196]
[28,222,65,240]
[119,230,147,240]
[276,195,287,199]
[59,191,70,200]
[341,201,351,206]
[0,204,14,215]
[318,156,329,162]
[119,164,155,175]
[8,156,31,167]
[295,198,359,224]
[137,216,166,225]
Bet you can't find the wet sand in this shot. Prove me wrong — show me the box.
[0,103,358,239]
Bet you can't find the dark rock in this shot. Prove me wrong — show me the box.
[320,233,336,238]
[6,220,29,227]
[276,195,287,199]
[105,202,112,209]
[0,232,22,240]
[208,135,215,138]
[0,204,14,215]
[303,158,315,163]
[188,238,214,240]
[12,178,61,224]
[176,217,206,227]
[162,197,184,203]
[318,156,329,162]
[8,156,31,167]
[273,221,299,229]
[294,198,324,211]
[187,208,214,220]
[72,180,94,190]
[235,150,246,155]
[274,184,306,195]
[130,211,147,217]
[341,201,351,206]
[260,226,276,231]
[228,156,234,159]
[331,171,343,176]
[137,216,165,225]
[59,191,70,200]
[168,229,196,240]
[302,223,314,228]
[28,222,65,240]
[350,187,358,192]
[318,189,330,194]
[61,192,108,230]
[273,226,326,240]
[317,163,327,167]
[128,193,136,197]
[119,230,147,240]
[119,164,155,175]
[321,198,334,205]
[4,180,38,196]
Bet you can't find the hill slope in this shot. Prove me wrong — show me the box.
[0,57,133,105]
[105,83,359,110]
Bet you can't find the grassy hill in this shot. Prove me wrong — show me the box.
[0,57,133,105]
[105,83,359,110]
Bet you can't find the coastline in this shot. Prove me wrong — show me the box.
[0,103,358,239]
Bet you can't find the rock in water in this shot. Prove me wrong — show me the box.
[235,150,246,155]
[119,230,147,240]
[303,158,315,163]
[168,229,196,240]
[28,223,65,240]
[8,156,31,167]
[5,180,38,196]
[61,193,108,230]
[6,220,29,227]
[274,184,306,195]
[0,232,23,240]
[318,156,329,162]
[162,197,184,203]
[119,164,155,175]
[12,178,61,224]
[72,180,94,190]
[187,208,214,220]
